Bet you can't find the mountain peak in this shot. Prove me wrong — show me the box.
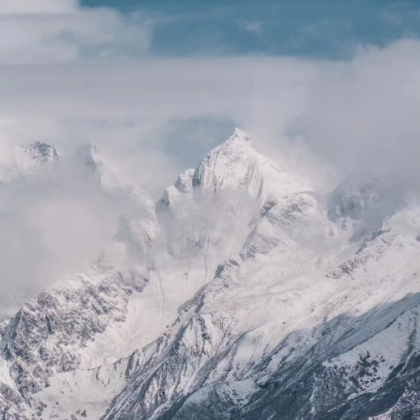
[328,173,382,222]
[0,141,59,180]
[14,141,59,163]
[190,127,261,198]
[26,141,59,161]
[228,128,251,145]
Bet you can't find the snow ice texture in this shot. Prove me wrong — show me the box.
[0,129,420,419]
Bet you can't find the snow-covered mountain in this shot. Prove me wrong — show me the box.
[0,130,420,419]
[0,141,58,183]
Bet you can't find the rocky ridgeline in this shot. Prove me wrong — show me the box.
[0,133,419,419]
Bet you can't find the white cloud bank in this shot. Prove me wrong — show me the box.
[0,0,77,14]
[0,0,151,64]
[1,40,420,186]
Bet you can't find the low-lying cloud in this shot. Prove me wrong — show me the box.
[0,150,128,317]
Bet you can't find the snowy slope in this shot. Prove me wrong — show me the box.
[0,130,419,419]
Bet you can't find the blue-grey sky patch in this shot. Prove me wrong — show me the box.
[81,0,420,58]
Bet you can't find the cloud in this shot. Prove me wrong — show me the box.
[0,56,318,192]
[2,38,420,182]
[301,40,420,186]
[243,21,264,34]
[0,151,127,318]
[0,0,152,64]
[1,39,420,189]
[0,0,77,15]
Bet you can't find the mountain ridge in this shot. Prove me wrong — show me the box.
[0,130,419,419]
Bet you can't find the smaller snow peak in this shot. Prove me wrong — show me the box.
[175,169,194,194]
[229,128,251,145]
[14,141,59,163]
[1,140,60,180]
[328,174,382,222]
[25,141,59,162]
[157,168,194,212]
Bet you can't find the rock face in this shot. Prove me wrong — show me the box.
[0,130,419,419]
[2,263,149,397]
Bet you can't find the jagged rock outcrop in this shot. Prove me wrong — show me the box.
[1,263,149,399]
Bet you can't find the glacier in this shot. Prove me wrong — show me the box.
[0,131,419,419]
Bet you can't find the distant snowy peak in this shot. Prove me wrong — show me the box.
[17,141,59,163]
[174,168,194,194]
[327,173,406,237]
[14,141,59,174]
[327,173,389,225]
[0,141,58,182]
